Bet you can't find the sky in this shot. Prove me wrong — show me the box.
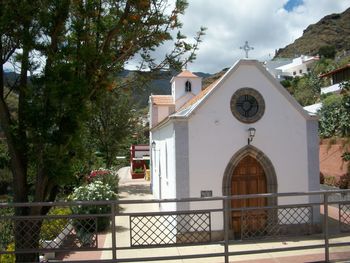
[4,1,349,75]
[168,0,350,73]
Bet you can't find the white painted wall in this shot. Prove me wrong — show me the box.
[186,63,319,230]
[277,57,317,77]
[172,76,202,103]
[151,61,320,231]
[151,122,177,211]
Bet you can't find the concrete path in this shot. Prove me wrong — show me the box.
[101,167,161,260]
[99,167,350,262]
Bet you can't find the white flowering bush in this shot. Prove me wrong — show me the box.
[72,180,116,200]
[87,168,119,194]
[70,181,117,231]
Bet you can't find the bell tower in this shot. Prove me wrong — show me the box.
[171,69,202,110]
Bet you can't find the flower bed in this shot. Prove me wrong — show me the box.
[69,180,118,239]
[87,168,119,194]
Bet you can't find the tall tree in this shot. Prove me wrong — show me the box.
[0,0,205,261]
[88,89,134,168]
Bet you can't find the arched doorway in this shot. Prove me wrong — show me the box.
[231,155,267,234]
[222,145,277,236]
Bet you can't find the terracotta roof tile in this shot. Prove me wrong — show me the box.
[151,95,174,105]
[176,69,199,78]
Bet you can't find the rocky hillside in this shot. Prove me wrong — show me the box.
[275,7,350,58]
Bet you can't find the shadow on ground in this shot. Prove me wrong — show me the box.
[116,225,129,233]
[119,184,151,196]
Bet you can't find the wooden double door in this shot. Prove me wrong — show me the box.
[231,155,267,234]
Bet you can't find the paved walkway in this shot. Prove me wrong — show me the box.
[60,167,350,262]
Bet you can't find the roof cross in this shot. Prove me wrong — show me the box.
[240,41,254,58]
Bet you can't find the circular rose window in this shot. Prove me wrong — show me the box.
[230,88,265,123]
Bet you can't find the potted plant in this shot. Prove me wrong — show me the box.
[131,161,145,179]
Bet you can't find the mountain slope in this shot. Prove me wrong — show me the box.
[125,70,211,108]
[275,7,350,58]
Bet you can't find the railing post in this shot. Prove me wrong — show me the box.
[111,202,117,261]
[323,192,329,263]
[223,197,229,263]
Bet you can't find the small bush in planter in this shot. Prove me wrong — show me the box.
[69,181,117,232]
[133,167,144,174]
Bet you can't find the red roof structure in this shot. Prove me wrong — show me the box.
[176,69,199,78]
[151,95,174,105]
[320,64,350,78]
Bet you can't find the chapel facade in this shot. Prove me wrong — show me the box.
[149,59,320,235]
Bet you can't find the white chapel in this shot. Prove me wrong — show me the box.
[148,59,320,234]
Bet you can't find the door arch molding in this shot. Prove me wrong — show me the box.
[222,145,278,202]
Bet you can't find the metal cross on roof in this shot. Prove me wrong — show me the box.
[240,41,254,58]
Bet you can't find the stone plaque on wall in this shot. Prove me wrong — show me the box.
[201,190,213,198]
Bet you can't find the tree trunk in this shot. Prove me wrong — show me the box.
[0,88,28,206]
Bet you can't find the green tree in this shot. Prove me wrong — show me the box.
[319,81,350,187]
[291,72,323,106]
[87,89,134,168]
[0,1,205,261]
[284,59,337,106]
[319,82,350,138]
[318,45,336,59]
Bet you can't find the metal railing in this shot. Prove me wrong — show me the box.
[0,189,350,263]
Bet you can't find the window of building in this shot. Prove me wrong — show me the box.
[299,69,303,74]
[185,80,191,92]
[293,71,296,76]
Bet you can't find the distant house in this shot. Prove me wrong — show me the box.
[275,55,319,78]
[320,64,350,85]
[303,83,343,115]
[263,59,292,80]
[303,64,350,115]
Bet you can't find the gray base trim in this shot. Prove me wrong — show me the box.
[175,121,190,210]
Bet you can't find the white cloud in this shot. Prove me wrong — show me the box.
[176,0,350,73]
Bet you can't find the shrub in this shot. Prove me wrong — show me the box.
[40,207,72,241]
[319,45,336,59]
[342,152,350,161]
[69,181,117,231]
[338,173,350,189]
[0,207,14,253]
[0,243,15,263]
[87,168,119,194]
[319,84,350,138]
[323,175,337,187]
